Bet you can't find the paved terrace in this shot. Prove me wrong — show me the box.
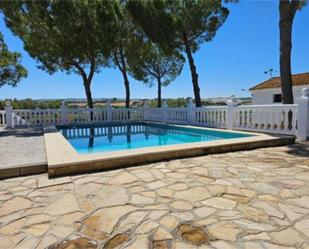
[0,143,308,249]
[0,127,47,178]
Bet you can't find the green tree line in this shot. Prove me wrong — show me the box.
[0,99,61,110]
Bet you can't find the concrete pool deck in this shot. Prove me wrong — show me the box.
[0,127,47,179]
[44,124,296,177]
[0,142,308,249]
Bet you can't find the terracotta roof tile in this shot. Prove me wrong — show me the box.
[250,72,309,91]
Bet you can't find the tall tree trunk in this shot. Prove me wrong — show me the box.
[183,35,202,107]
[157,77,162,108]
[122,71,130,109]
[74,60,95,121]
[84,80,94,121]
[279,0,296,104]
[119,48,130,109]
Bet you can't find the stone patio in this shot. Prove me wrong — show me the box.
[0,142,308,249]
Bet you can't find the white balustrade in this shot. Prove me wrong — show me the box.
[166,108,188,124]
[2,94,308,140]
[233,104,298,135]
[192,107,227,128]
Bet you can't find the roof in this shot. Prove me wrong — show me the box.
[249,72,309,91]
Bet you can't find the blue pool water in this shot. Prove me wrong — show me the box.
[58,122,253,154]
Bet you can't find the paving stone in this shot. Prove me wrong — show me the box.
[83,205,138,234]
[0,196,32,217]
[251,201,285,219]
[174,187,211,202]
[269,228,304,246]
[0,218,27,235]
[79,226,108,241]
[160,215,179,229]
[23,223,50,236]
[170,201,193,210]
[103,233,129,249]
[207,222,241,241]
[202,197,237,209]
[278,204,307,221]
[288,196,309,209]
[153,228,173,241]
[194,206,216,218]
[123,235,149,248]
[92,185,129,208]
[109,171,138,185]
[117,211,149,232]
[294,219,309,237]
[243,241,264,249]
[135,220,159,234]
[14,237,40,249]
[130,194,154,205]
[37,176,72,188]
[50,237,97,249]
[147,181,167,190]
[210,241,236,249]
[176,224,209,246]
[45,193,80,215]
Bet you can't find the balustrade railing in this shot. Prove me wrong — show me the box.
[193,107,227,128]
[166,108,188,124]
[10,107,144,126]
[13,109,62,126]
[2,90,308,140]
[234,104,298,135]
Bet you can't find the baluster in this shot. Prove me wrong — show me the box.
[283,109,289,131]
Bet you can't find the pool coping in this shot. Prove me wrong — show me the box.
[44,122,296,177]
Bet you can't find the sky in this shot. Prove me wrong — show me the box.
[0,1,308,100]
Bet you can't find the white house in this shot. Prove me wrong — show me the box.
[249,72,309,105]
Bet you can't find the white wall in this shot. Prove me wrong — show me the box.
[251,86,309,105]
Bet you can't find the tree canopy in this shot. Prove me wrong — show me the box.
[0,32,27,88]
[0,0,118,114]
[110,2,145,108]
[131,41,184,107]
[127,0,229,107]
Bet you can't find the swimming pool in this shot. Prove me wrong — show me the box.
[58,122,253,154]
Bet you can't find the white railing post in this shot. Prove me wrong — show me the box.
[187,97,195,125]
[162,100,168,122]
[5,100,13,128]
[61,100,67,124]
[107,100,113,122]
[226,98,237,130]
[296,88,309,141]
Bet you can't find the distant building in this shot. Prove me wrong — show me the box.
[249,72,309,105]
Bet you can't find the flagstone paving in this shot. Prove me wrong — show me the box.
[0,142,308,249]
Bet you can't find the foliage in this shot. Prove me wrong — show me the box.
[110,2,144,108]
[127,0,229,107]
[0,32,27,88]
[146,98,188,108]
[0,98,61,110]
[130,41,185,107]
[0,0,117,112]
[132,42,184,87]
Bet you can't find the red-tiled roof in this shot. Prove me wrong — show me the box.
[250,72,309,91]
